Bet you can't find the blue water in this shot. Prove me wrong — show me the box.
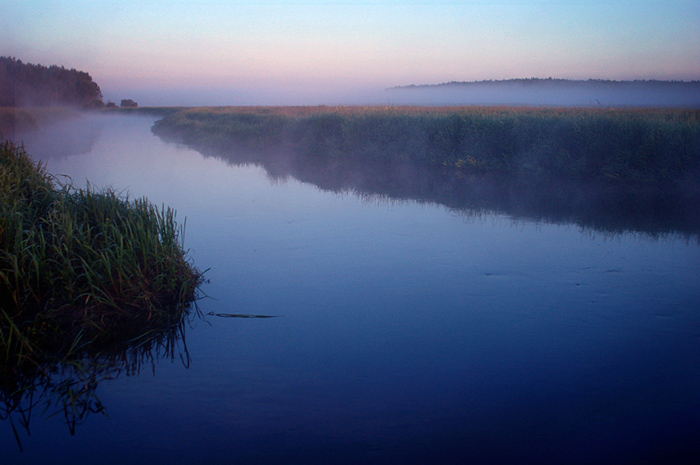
[4,114,700,464]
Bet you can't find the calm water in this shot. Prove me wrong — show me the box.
[4,114,700,464]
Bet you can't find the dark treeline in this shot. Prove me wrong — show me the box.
[0,56,104,108]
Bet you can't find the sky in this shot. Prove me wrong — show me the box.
[2,0,699,105]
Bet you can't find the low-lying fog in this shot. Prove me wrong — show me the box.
[387,80,700,107]
[104,79,700,107]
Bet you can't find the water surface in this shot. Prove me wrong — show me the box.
[4,114,700,464]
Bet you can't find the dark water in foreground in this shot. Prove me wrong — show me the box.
[4,114,700,464]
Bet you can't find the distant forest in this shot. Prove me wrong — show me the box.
[390,78,700,90]
[387,78,700,107]
[0,56,104,108]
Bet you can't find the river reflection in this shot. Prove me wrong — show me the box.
[0,319,192,452]
[6,114,700,464]
[155,131,700,241]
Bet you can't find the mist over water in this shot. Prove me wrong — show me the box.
[13,112,107,157]
[101,79,700,107]
[4,114,700,464]
[12,109,700,240]
[103,83,389,107]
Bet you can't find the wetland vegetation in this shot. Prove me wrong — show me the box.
[152,106,700,237]
[0,138,204,443]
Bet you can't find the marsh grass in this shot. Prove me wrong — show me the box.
[152,106,700,237]
[152,106,700,188]
[0,138,205,374]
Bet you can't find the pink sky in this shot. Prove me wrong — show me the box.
[3,1,699,105]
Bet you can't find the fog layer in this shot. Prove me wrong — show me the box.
[102,79,700,107]
[386,79,700,107]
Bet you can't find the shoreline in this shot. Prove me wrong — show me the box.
[150,105,700,238]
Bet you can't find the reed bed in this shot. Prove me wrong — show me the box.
[151,105,700,237]
[152,106,700,188]
[0,139,205,374]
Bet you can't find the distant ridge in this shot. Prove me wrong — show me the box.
[389,77,700,90]
[386,78,700,107]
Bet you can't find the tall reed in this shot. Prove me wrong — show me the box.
[1,139,205,373]
[152,106,700,187]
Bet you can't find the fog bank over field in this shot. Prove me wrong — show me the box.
[103,79,700,107]
[386,79,700,107]
[102,82,387,107]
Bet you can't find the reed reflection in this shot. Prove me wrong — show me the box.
[0,317,194,451]
[156,135,700,241]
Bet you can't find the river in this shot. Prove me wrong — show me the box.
[4,113,700,464]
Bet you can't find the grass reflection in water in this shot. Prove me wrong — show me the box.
[0,319,194,451]
[0,139,205,449]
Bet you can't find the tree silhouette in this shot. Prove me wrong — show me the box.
[0,56,104,108]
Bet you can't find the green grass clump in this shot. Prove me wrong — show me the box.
[0,139,205,373]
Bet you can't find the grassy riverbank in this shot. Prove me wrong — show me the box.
[152,105,700,188]
[151,105,700,237]
[0,139,204,373]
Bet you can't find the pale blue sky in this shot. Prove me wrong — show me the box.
[2,1,699,105]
